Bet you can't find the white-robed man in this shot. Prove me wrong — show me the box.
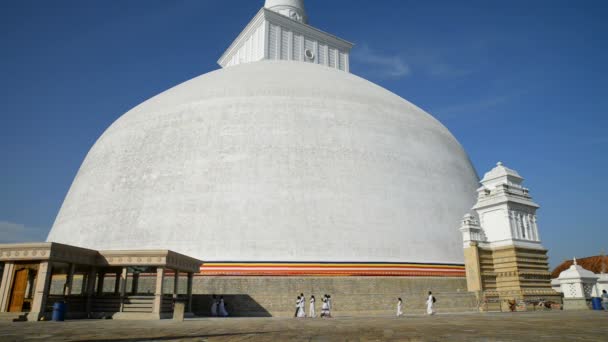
[426,291,435,315]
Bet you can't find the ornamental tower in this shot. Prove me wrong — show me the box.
[460,162,561,310]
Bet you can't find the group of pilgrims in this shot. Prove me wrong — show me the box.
[295,293,332,318]
[210,295,229,317]
[396,291,436,317]
[293,291,436,318]
[209,291,435,318]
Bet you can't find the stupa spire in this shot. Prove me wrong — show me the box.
[265,0,308,23]
[218,0,353,71]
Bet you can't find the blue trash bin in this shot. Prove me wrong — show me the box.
[52,301,66,321]
[591,297,602,310]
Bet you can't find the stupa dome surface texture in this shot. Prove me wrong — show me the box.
[47,61,478,264]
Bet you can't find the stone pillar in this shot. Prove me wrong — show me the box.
[113,272,120,295]
[64,263,76,296]
[0,262,15,312]
[29,261,52,321]
[85,267,97,316]
[463,242,482,292]
[187,272,193,313]
[131,273,140,295]
[96,272,105,295]
[173,270,179,300]
[152,267,165,315]
[119,267,127,312]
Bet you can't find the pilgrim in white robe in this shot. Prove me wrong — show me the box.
[211,297,218,317]
[426,295,435,315]
[219,298,229,317]
[309,297,316,318]
[297,297,306,318]
[321,298,329,317]
[397,299,403,317]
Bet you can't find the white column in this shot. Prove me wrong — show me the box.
[509,211,517,239]
[263,21,270,59]
[119,267,127,312]
[511,211,519,239]
[333,49,338,69]
[173,270,179,300]
[526,214,534,241]
[29,261,52,321]
[288,30,294,61]
[152,267,165,315]
[344,53,350,73]
[300,35,305,62]
[276,26,282,60]
[532,216,540,241]
[0,262,15,312]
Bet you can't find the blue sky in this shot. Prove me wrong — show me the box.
[0,0,606,268]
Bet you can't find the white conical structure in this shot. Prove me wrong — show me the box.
[265,0,307,23]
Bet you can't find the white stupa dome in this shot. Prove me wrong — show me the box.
[47,61,478,264]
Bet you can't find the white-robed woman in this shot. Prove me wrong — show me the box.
[320,296,329,318]
[426,291,435,315]
[397,297,404,317]
[297,295,306,318]
[211,295,218,317]
[309,295,316,318]
[219,296,229,317]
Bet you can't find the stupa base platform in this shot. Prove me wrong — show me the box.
[189,276,478,317]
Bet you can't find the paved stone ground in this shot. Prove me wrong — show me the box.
[0,311,606,341]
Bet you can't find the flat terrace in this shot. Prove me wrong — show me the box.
[0,310,606,341]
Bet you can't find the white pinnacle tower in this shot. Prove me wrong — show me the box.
[218,0,353,71]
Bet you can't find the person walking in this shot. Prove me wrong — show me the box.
[211,295,218,317]
[300,293,306,318]
[396,297,404,317]
[295,296,301,318]
[297,295,306,318]
[602,289,608,311]
[426,291,435,315]
[309,295,316,318]
[321,295,330,318]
